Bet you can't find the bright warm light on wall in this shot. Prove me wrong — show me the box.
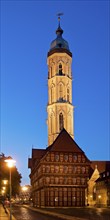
[3,180,8,185]
[1,190,5,194]
[2,187,6,190]
[98,195,101,199]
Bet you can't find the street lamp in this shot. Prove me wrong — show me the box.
[22,186,28,192]
[21,186,28,203]
[5,157,16,220]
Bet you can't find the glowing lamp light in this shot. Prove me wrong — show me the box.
[5,158,16,168]
[98,195,101,199]
[22,186,28,191]
[2,189,5,193]
[2,186,6,190]
[3,179,8,185]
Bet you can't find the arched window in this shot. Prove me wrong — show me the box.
[59,63,62,75]
[59,113,64,131]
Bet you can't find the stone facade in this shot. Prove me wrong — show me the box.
[46,20,74,146]
[47,52,74,146]
[96,170,110,207]
[87,161,110,207]
[87,166,100,206]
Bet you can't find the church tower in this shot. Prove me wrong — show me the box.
[47,16,74,146]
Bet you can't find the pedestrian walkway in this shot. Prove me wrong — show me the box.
[0,204,9,220]
[0,204,16,220]
[24,205,87,220]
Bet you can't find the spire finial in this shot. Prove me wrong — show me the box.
[57,13,64,27]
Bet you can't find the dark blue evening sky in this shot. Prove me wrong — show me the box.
[1,0,109,185]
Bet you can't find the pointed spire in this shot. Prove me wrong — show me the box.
[56,13,64,36]
[58,15,60,27]
[57,13,63,27]
[48,13,71,55]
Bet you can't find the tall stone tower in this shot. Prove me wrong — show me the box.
[47,17,74,146]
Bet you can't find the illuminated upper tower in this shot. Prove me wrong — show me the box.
[47,16,74,146]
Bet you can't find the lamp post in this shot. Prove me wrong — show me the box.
[5,157,16,220]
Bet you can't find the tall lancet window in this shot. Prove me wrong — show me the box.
[51,86,54,103]
[50,66,52,77]
[59,113,64,131]
[59,63,62,75]
[67,88,70,102]
[59,83,63,99]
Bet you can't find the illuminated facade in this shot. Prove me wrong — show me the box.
[47,18,74,146]
[87,166,100,206]
[96,170,110,207]
[87,161,110,207]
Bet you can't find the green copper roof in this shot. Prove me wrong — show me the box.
[50,24,70,51]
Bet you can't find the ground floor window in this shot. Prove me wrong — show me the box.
[34,187,86,207]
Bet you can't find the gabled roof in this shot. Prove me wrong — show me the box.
[29,129,91,170]
[88,167,100,182]
[47,128,85,154]
[91,161,110,173]
[28,148,46,169]
[96,170,110,183]
[32,149,45,159]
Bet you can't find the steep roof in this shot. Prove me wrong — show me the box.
[47,128,85,154]
[91,161,110,173]
[48,22,72,57]
[88,167,100,182]
[32,149,45,159]
[96,170,110,183]
[28,149,46,169]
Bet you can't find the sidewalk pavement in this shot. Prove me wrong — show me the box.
[0,204,9,220]
[0,204,16,220]
[24,205,88,220]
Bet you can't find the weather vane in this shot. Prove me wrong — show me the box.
[56,13,64,25]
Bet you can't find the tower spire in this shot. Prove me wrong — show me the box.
[57,13,64,27]
[47,16,74,146]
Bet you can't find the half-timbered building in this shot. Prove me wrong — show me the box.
[28,129,91,207]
